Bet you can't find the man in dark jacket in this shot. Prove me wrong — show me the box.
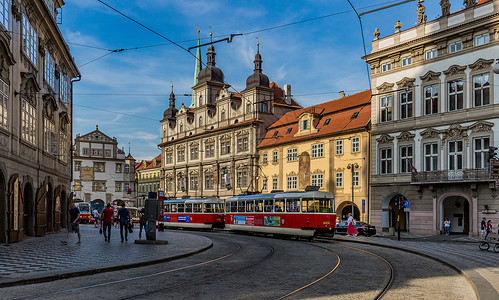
[118,203,131,242]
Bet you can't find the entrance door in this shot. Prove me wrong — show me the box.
[36,184,47,236]
[54,186,61,231]
[0,170,6,243]
[8,174,23,242]
[442,196,469,234]
[23,183,34,236]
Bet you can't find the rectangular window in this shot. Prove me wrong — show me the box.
[166,152,173,163]
[221,140,231,155]
[74,180,81,191]
[0,0,9,30]
[473,73,490,107]
[381,62,391,72]
[287,176,297,190]
[448,79,464,111]
[190,176,199,191]
[74,161,81,171]
[380,96,392,122]
[448,141,463,170]
[44,51,56,90]
[205,174,214,190]
[59,130,68,162]
[424,84,439,115]
[352,137,360,153]
[43,118,56,154]
[272,178,278,190]
[22,14,37,65]
[262,152,268,165]
[353,171,360,187]
[237,171,248,187]
[116,163,122,173]
[474,137,490,169]
[178,150,185,162]
[272,151,278,163]
[312,143,324,158]
[237,137,248,152]
[0,79,7,129]
[124,183,130,193]
[424,143,438,172]
[60,74,69,104]
[92,149,103,156]
[262,178,267,191]
[115,182,122,192]
[475,33,489,46]
[205,144,214,158]
[22,99,36,145]
[380,148,392,175]
[302,119,309,130]
[401,56,412,67]
[400,90,413,119]
[44,0,55,17]
[399,145,413,173]
[105,149,111,157]
[93,162,105,172]
[311,174,324,188]
[287,148,298,162]
[190,146,199,160]
[448,41,462,54]
[92,181,106,192]
[426,49,437,59]
[83,148,89,155]
[335,172,343,187]
[336,140,343,155]
[124,164,130,173]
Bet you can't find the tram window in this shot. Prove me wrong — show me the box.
[185,203,192,213]
[318,199,332,213]
[238,201,246,212]
[193,203,201,212]
[274,200,284,212]
[246,200,254,212]
[264,200,274,212]
[202,204,210,213]
[215,203,223,213]
[302,198,317,212]
[255,200,263,212]
[171,204,177,213]
[178,204,185,213]
[286,199,299,212]
[230,201,237,213]
[165,204,171,213]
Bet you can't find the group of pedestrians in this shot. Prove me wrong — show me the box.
[481,217,498,240]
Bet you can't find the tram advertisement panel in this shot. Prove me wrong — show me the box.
[178,216,190,223]
[264,216,281,226]
[234,216,254,225]
[164,215,170,222]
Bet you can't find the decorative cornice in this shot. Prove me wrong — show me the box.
[376,134,394,144]
[397,131,415,142]
[443,124,467,141]
[468,58,494,71]
[396,77,415,88]
[442,64,466,77]
[376,82,395,93]
[420,70,441,82]
[420,128,440,140]
[469,121,494,133]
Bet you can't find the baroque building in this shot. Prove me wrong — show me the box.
[257,91,371,222]
[0,0,80,243]
[159,44,301,198]
[136,154,161,208]
[365,0,499,235]
[72,126,137,209]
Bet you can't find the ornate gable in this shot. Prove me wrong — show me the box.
[468,58,494,71]
[376,134,394,144]
[443,64,466,77]
[80,129,116,143]
[396,77,415,88]
[397,131,415,142]
[469,121,494,133]
[420,128,440,140]
[443,124,467,141]
[20,72,41,106]
[376,82,394,93]
[420,70,441,82]
[42,94,58,120]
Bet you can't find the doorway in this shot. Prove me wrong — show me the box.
[441,196,469,234]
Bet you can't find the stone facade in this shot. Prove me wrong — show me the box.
[365,0,499,235]
[0,0,80,243]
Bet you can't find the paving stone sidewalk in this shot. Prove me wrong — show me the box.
[0,225,212,287]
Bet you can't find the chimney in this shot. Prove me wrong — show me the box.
[339,91,345,98]
[283,84,292,105]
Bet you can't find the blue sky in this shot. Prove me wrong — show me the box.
[61,0,467,161]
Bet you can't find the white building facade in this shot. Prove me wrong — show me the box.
[72,126,137,209]
[365,0,499,235]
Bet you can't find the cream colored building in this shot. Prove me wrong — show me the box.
[257,91,371,221]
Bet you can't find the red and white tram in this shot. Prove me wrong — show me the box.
[224,191,336,237]
[163,198,225,230]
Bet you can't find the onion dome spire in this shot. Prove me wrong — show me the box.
[245,42,269,89]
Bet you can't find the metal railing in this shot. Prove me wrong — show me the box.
[411,168,490,183]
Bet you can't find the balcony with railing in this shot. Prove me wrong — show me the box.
[411,168,491,184]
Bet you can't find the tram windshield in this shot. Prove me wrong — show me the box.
[77,204,90,213]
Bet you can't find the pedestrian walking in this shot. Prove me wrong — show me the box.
[443,218,451,235]
[484,220,492,240]
[93,208,100,228]
[62,202,81,245]
[346,213,358,237]
[101,203,114,242]
[118,203,132,242]
[480,217,486,239]
[139,208,147,240]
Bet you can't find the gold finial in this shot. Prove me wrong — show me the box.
[209,26,213,42]
[197,25,200,33]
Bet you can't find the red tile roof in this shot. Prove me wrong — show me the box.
[125,154,135,160]
[258,90,371,148]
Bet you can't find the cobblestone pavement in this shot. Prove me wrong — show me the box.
[0,225,212,286]
[333,233,499,300]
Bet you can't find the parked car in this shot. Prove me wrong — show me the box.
[335,221,376,236]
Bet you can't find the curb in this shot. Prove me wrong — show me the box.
[0,241,213,288]
[322,237,497,300]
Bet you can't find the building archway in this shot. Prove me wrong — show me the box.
[91,199,105,212]
[36,184,47,237]
[23,182,35,236]
[8,174,23,242]
[0,169,6,243]
[337,201,361,221]
[381,193,409,231]
[46,183,54,232]
[61,190,68,229]
[440,195,470,234]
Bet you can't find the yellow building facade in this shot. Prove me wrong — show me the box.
[257,91,371,222]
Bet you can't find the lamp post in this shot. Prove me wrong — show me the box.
[347,163,359,220]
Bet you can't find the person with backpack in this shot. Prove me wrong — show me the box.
[139,208,147,240]
[118,203,132,242]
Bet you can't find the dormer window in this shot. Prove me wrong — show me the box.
[286,128,292,134]
[273,131,279,138]
[324,119,331,125]
[302,119,309,130]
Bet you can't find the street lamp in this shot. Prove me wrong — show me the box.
[347,163,359,220]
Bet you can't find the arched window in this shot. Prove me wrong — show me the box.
[180,123,183,132]
[221,111,226,121]
[199,116,203,126]
[199,95,203,106]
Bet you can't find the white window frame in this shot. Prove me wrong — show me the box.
[302,119,309,130]
[44,50,56,90]
[401,56,412,67]
[311,174,324,188]
[424,84,438,115]
[287,176,297,190]
[60,74,69,104]
[272,178,278,190]
[473,73,490,107]
[473,137,490,169]
[262,178,268,191]
[381,62,391,72]
[272,150,278,163]
[22,99,36,145]
[399,90,413,119]
[424,143,438,172]
[0,79,6,129]
[475,33,489,46]
[312,143,324,158]
[22,14,37,65]
[335,172,343,187]
[426,49,437,60]
[178,149,185,162]
[262,152,268,165]
[380,95,392,122]
[448,41,462,54]
[352,137,360,153]
[448,79,464,111]
[0,0,9,30]
[353,171,360,187]
[237,137,249,152]
[336,140,343,155]
[448,140,463,171]
[287,148,298,162]
[380,148,392,175]
[399,145,413,173]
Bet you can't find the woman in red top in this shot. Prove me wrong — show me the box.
[101,203,114,242]
[484,220,493,240]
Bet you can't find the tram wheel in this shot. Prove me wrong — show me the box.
[494,244,499,253]
[479,242,490,251]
